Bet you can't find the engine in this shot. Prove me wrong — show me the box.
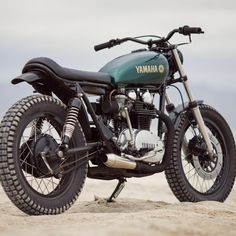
[115,89,156,130]
[100,88,165,164]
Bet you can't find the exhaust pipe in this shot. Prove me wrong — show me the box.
[104,154,136,170]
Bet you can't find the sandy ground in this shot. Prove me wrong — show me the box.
[0,173,236,236]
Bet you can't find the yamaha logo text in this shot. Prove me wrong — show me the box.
[135,64,165,74]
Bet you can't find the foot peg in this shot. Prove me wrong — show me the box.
[107,177,126,202]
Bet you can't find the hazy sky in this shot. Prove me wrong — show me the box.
[0,0,236,130]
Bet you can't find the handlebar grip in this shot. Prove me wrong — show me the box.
[94,41,112,51]
[179,26,204,35]
[94,39,120,51]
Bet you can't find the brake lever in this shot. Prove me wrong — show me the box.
[189,34,192,43]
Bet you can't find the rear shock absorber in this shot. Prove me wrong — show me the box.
[61,97,82,146]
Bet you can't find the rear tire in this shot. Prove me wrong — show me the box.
[165,104,236,202]
[0,95,87,215]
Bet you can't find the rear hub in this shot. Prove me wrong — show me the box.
[20,134,60,177]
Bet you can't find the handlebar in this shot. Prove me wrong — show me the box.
[94,25,204,51]
[94,37,150,52]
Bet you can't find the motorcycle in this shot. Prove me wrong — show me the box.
[0,26,235,215]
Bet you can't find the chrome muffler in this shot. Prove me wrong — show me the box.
[104,153,136,170]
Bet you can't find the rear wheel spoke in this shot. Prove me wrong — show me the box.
[20,117,63,195]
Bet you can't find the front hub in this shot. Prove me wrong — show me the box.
[188,134,223,180]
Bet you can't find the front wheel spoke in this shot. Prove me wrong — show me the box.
[195,173,202,191]
[211,177,217,189]
[200,174,206,192]
[185,165,195,177]
[181,153,192,163]
[183,161,190,169]
[206,179,211,192]
[181,121,227,194]
[187,169,198,181]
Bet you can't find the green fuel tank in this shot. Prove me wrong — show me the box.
[99,51,169,86]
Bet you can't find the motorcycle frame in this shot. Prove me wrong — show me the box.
[61,45,214,159]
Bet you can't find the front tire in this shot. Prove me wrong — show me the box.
[165,104,236,202]
[0,95,87,215]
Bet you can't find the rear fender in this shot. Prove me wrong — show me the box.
[12,72,53,96]
[12,72,42,85]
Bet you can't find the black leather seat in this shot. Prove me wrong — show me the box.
[22,57,112,84]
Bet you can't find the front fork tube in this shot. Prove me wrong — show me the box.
[172,48,213,157]
[191,105,213,157]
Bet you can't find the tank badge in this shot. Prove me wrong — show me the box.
[136,65,164,74]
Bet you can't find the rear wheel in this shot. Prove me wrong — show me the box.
[0,95,88,215]
[165,104,236,202]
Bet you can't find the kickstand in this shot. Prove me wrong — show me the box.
[107,177,127,202]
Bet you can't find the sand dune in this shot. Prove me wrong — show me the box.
[0,173,236,236]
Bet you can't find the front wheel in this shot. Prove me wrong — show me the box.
[0,95,88,215]
[165,104,236,202]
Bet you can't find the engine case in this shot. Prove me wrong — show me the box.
[117,129,164,163]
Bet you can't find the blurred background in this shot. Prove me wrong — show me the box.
[0,0,235,132]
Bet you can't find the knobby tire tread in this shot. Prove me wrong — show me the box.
[0,95,87,215]
[165,104,236,202]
